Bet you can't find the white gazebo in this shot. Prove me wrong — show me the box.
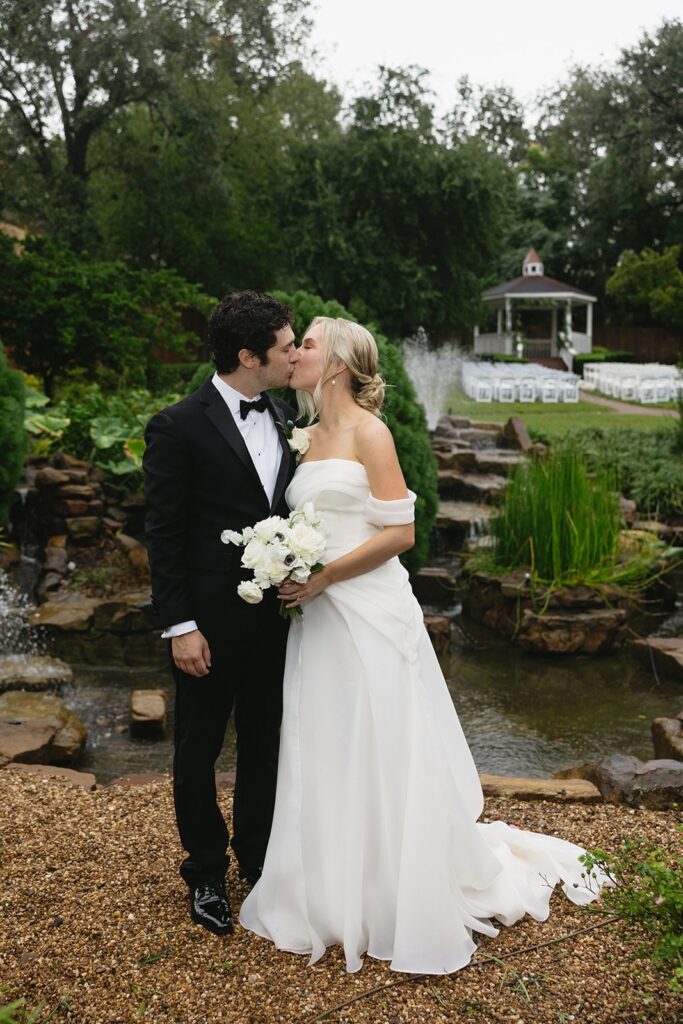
[474,250,597,367]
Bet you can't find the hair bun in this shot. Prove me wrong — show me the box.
[353,372,385,416]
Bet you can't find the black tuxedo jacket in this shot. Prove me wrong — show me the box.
[143,377,298,638]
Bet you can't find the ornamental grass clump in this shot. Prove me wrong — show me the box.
[489,450,660,588]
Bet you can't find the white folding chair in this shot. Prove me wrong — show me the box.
[560,379,579,403]
[518,377,537,403]
[474,378,493,402]
[655,379,673,403]
[496,377,516,402]
[541,378,559,403]
[637,379,657,404]
[617,377,637,401]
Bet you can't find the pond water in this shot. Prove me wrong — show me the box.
[64,606,681,785]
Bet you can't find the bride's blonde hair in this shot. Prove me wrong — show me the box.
[297,316,386,423]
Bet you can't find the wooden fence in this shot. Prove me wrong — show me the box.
[594,325,683,364]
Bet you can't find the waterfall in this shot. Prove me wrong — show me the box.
[401,328,463,431]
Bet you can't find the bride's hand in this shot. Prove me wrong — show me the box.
[278,569,330,608]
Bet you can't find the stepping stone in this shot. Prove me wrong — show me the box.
[423,614,451,654]
[474,450,527,476]
[0,691,87,764]
[130,688,166,737]
[3,762,96,790]
[480,774,601,804]
[0,655,73,693]
[411,566,458,606]
[438,470,508,504]
[651,716,683,761]
[632,637,683,682]
[436,502,496,551]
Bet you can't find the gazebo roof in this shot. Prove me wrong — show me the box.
[483,274,596,302]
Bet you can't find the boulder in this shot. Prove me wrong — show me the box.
[44,547,68,574]
[501,416,533,452]
[115,532,143,553]
[619,496,638,526]
[128,546,150,573]
[3,762,96,790]
[474,450,526,476]
[517,608,627,654]
[651,716,683,761]
[65,516,100,540]
[556,753,683,809]
[52,451,92,471]
[632,638,683,683]
[423,614,451,654]
[434,448,477,473]
[411,566,458,606]
[480,774,601,804]
[92,592,155,632]
[0,691,87,765]
[130,689,166,737]
[0,654,73,693]
[55,484,98,500]
[65,516,101,541]
[438,470,508,504]
[436,501,495,549]
[30,595,97,631]
[35,467,70,488]
[46,534,67,549]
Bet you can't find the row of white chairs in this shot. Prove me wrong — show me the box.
[461,362,580,404]
[582,362,681,404]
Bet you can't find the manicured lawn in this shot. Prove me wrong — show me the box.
[445,393,678,441]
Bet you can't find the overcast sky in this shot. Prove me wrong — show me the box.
[308,1,681,116]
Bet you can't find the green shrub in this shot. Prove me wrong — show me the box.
[580,829,683,992]
[147,361,203,394]
[572,349,635,377]
[272,290,438,575]
[26,381,180,490]
[555,426,683,519]
[0,235,213,395]
[0,342,26,526]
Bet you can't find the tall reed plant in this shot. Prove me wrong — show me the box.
[490,451,625,585]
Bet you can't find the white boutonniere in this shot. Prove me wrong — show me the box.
[279,420,310,460]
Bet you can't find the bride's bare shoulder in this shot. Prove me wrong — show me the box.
[354,415,395,456]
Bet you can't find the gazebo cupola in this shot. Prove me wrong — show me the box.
[522,249,544,276]
[473,248,597,365]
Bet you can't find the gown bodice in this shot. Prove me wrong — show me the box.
[285,458,416,562]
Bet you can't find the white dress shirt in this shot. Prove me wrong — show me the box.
[161,373,283,639]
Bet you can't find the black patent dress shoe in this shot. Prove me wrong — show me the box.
[190,881,234,935]
[238,865,263,888]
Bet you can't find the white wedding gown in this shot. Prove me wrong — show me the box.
[239,459,609,974]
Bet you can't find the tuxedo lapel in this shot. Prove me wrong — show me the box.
[266,394,295,511]
[199,379,268,502]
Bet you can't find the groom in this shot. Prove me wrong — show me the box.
[143,291,299,935]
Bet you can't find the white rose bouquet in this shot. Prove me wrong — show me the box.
[221,502,326,618]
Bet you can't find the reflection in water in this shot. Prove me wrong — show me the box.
[65,614,680,784]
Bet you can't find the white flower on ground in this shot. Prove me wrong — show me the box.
[288,427,310,456]
[237,580,264,604]
[220,529,244,545]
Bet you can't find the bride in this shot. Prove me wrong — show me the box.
[238,316,610,974]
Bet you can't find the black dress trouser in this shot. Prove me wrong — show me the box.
[170,607,289,889]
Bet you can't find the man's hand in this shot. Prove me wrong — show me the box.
[172,629,212,677]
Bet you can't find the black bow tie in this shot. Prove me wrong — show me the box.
[239,395,269,420]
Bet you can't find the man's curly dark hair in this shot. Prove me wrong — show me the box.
[208,291,293,373]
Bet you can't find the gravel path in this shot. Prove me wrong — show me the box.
[0,773,680,1024]
[579,391,680,418]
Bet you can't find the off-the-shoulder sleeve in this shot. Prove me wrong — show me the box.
[364,490,417,526]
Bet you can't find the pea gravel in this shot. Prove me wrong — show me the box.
[0,772,680,1024]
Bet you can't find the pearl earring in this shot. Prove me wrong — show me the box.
[332,377,336,386]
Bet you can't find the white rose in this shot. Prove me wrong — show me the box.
[253,516,288,543]
[220,529,244,546]
[289,566,311,584]
[288,427,310,456]
[288,521,326,563]
[237,580,264,604]
[241,537,268,569]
